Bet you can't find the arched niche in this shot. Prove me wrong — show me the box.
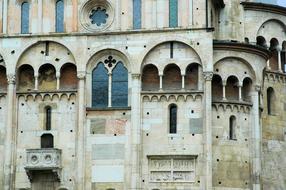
[141,41,202,75]
[141,64,159,91]
[38,64,57,91]
[214,57,255,85]
[226,76,239,101]
[257,19,286,43]
[242,77,253,102]
[269,38,279,71]
[17,64,35,91]
[17,41,76,76]
[212,74,223,101]
[60,63,77,90]
[0,65,7,91]
[256,36,267,48]
[185,63,201,90]
[163,64,181,90]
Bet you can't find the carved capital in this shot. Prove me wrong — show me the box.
[131,73,140,80]
[7,74,16,84]
[255,85,261,92]
[203,72,213,81]
[77,72,86,80]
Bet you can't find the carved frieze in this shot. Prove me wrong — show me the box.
[148,156,196,183]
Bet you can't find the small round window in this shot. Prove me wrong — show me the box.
[80,0,114,32]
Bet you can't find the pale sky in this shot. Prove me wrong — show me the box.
[277,0,286,6]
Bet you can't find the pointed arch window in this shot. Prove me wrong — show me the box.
[92,58,128,108]
[112,62,128,107]
[21,2,30,34]
[169,0,178,27]
[169,104,177,134]
[92,63,108,108]
[56,0,64,32]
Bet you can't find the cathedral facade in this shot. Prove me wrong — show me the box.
[0,0,285,189]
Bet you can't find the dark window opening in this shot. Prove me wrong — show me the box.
[169,104,177,134]
[229,116,236,140]
[45,106,52,130]
[21,2,30,34]
[41,134,54,148]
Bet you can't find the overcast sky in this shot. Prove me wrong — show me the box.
[277,0,286,6]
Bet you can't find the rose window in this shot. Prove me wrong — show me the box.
[89,7,109,26]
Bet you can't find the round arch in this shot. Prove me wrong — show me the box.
[214,56,256,83]
[140,39,203,73]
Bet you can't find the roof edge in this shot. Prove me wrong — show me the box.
[241,2,286,16]
[213,40,271,60]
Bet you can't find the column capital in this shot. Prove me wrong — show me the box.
[131,73,141,80]
[7,74,15,84]
[77,72,86,80]
[255,85,261,92]
[203,72,213,81]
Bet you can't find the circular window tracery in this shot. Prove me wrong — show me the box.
[80,0,114,32]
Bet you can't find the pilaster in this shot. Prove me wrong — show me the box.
[130,73,141,190]
[3,74,16,190]
[251,85,262,190]
[76,72,86,190]
[203,71,213,190]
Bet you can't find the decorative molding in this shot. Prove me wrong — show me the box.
[131,73,141,79]
[212,101,252,113]
[17,91,77,101]
[7,74,16,84]
[241,2,286,16]
[77,72,86,79]
[80,0,114,32]
[213,40,271,60]
[203,72,213,81]
[142,91,204,102]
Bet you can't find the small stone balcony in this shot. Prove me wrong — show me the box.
[25,148,62,182]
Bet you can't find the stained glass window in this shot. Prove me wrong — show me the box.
[169,0,178,28]
[169,104,177,134]
[56,0,64,32]
[21,2,30,34]
[133,0,141,29]
[112,62,128,107]
[92,63,108,108]
[90,7,109,26]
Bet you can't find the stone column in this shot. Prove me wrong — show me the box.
[3,0,8,33]
[3,74,16,190]
[56,72,60,90]
[266,59,270,70]
[108,73,112,107]
[251,85,262,190]
[238,82,243,101]
[278,49,282,73]
[76,72,86,190]
[130,74,141,189]
[222,80,226,100]
[203,71,213,190]
[182,75,185,89]
[34,74,39,90]
[159,74,163,90]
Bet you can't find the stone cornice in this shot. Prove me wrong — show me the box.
[241,2,286,16]
[213,40,271,60]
